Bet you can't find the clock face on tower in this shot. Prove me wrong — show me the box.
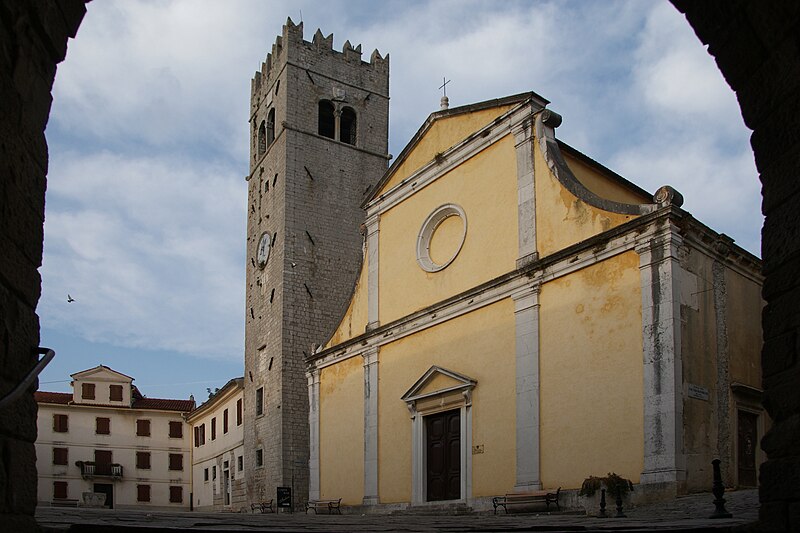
[257,232,271,268]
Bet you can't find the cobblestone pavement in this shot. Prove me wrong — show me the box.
[36,489,758,532]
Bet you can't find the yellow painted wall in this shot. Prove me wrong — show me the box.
[534,144,637,258]
[319,355,364,504]
[378,300,516,502]
[326,255,369,348]
[564,152,650,205]
[379,135,518,324]
[539,251,644,488]
[379,106,515,195]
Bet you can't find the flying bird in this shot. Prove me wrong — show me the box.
[67,294,75,303]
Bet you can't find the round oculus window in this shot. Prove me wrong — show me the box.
[416,204,467,272]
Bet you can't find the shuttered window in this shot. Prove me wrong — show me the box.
[223,409,229,434]
[81,383,95,400]
[109,385,123,401]
[96,417,110,435]
[136,419,150,436]
[53,481,68,500]
[136,451,151,470]
[236,399,242,426]
[137,484,150,502]
[53,414,68,433]
[169,486,183,503]
[169,421,182,438]
[53,447,68,465]
[168,453,183,471]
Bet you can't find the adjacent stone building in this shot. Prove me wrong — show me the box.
[187,378,245,511]
[306,93,766,510]
[35,366,194,510]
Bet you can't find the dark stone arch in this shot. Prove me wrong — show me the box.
[0,1,797,530]
[671,1,800,530]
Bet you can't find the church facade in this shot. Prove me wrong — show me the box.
[305,92,764,509]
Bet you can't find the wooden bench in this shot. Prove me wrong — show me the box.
[51,498,79,507]
[492,488,561,514]
[305,498,342,514]
[250,499,274,513]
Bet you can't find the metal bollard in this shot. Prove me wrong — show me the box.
[614,487,627,518]
[598,488,608,518]
[709,458,732,519]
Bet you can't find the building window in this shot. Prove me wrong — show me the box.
[137,484,151,502]
[81,382,95,400]
[169,486,183,504]
[169,421,183,438]
[109,384,123,401]
[96,417,110,435]
[53,481,68,500]
[266,108,275,146]
[53,447,68,465]
[212,465,217,480]
[169,453,183,471]
[318,100,335,139]
[199,424,206,445]
[204,468,209,482]
[223,409,229,434]
[256,448,263,467]
[238,455,243,472]
[236,399,242,426]
[257,121,266,156]
[256,387,264,416]
[53,414,68,433]
[340,106,357,145]
[136,451,151,470]
[136,419,150,437]
[211,417,216,440]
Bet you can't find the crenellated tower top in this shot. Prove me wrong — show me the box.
[250,17,389,106]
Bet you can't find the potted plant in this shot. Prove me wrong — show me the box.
[578,472,634,516]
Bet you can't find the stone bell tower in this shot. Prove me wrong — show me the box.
[243,18,389,508]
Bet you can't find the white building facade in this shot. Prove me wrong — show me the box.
[186,378,246,511]
[35,366,194,510]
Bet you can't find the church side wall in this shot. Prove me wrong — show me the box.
[563,152,650,205]
[534,143,638,258]
[376,299,516,503]
[319,356,364,504]
[378,136,518,324]
[539,251,644,490]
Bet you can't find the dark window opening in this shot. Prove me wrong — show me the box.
[136,419,150,437]
[96,417,110,435]
[82,383,95,400]
[204,468,209,481]
[256,448,263,467]
[318,100,335,139]
[53,414,68,433]
[266,108,275,146]
[211,417,216,440]
[169,421,183,438]
[257,121,266,156]
[340,107,357,145]
[169,486,183,503]
[53,447,68,465]
[169,453,183,471]
[223,409,229,434]
[136,451,151,470]
[109,384,123,401]
[236,399,242,426]
[238,455,243,472]
[255,387,264,416]
[53,481,68,500]
[137,484,151,502]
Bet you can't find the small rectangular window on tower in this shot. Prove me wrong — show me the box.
[255,387,264,416]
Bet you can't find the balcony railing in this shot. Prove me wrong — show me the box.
[75,461,123,479]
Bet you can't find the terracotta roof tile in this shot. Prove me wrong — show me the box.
[133,398,195,412]
[34,391,72,404]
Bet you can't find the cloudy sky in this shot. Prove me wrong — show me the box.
[38,0,759,403]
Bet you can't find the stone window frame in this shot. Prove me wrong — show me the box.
[401,365,476,505]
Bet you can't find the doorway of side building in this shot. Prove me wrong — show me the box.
[223,461,231,506]
[93,483,113,509]
[737,409,758,487]
[425,409,461,501]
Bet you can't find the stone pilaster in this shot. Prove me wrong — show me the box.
[636,226,686,490]
[366,214,380,330]
[306,368,321,502]
[512,119,537,269]
[512,283,542,491]
[362,348,379,505]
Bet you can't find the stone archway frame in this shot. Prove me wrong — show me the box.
[401,365,477,505]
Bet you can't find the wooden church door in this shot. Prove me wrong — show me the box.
[425,409,461,501]
[737,410,758,487]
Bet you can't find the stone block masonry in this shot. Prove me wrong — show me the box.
[243,17,389,510]
[0,1,86,531]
